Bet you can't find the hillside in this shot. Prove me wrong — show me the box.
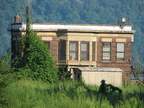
[0,0,144,69]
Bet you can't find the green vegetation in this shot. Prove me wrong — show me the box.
[0,0,144,69]
[131,66,143,79]
[0,49,12,91]
[0,49,11,78]
[1,79,144,108]
[12,27,58,83]
[58,66,71,81]
[0,0,26,58]
[0,1,144,107]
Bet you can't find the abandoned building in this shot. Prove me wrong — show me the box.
[10,14,136,86]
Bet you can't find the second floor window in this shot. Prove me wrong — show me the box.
[69,41,78,60]
[92,42,96,61]
[81,42,89,61]
[102,42,111,61]
[58,40,66,60]
[117,43,125,61]
[43,41,51,50]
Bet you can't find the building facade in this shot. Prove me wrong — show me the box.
[10,19,135,86]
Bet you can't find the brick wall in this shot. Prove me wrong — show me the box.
[97,37,132,82]
[39,33,58,62]
[51,36,58,62]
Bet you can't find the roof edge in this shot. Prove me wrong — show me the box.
[11,23,132,27]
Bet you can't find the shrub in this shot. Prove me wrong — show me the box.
[13,28,58,82]
[58,65,71,81]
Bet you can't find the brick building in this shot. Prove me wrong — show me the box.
[10,16,135,86]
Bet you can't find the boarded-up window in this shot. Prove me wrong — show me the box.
[81,42,89,61]
[92,42,96,61]
[69,41,78,60]
[102,42,111,61]
[58,40,66,60]
[117,43,125,61]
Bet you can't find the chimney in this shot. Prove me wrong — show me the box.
[26,5,30,31]
[14,15,20,23]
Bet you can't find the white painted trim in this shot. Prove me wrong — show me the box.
[41,37,52,41]
[102,38,112,42]
[116,38,126,42]
[11,23,135,32]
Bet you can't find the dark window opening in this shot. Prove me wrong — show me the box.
[43,41,51,49]
[58,40,66,60]
[92,42,96,61]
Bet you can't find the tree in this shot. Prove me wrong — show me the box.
[0,49,12,92]
[13,27,58,83]
[0,50,11,75]
[131,66,142,79]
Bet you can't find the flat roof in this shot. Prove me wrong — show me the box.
[76,67,123,72]
[10,23,136,33]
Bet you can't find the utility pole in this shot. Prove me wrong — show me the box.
[26,5,30,35]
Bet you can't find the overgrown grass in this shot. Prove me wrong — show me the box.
[1,79,144,108]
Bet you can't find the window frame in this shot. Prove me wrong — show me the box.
[102,42,111,61]
[69,41,78,61]
[80,41,89,61]
[116,42,125,61]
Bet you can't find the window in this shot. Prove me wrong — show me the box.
[58,40,66,60]
[102,42,111,61]
[92,42,96,61]
[43,41,51,49]
[81,42,89,61]
[117,43,125,61]
[12,35,20,58]
[69,41,78,60]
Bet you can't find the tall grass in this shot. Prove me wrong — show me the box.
[1,79,144,108]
